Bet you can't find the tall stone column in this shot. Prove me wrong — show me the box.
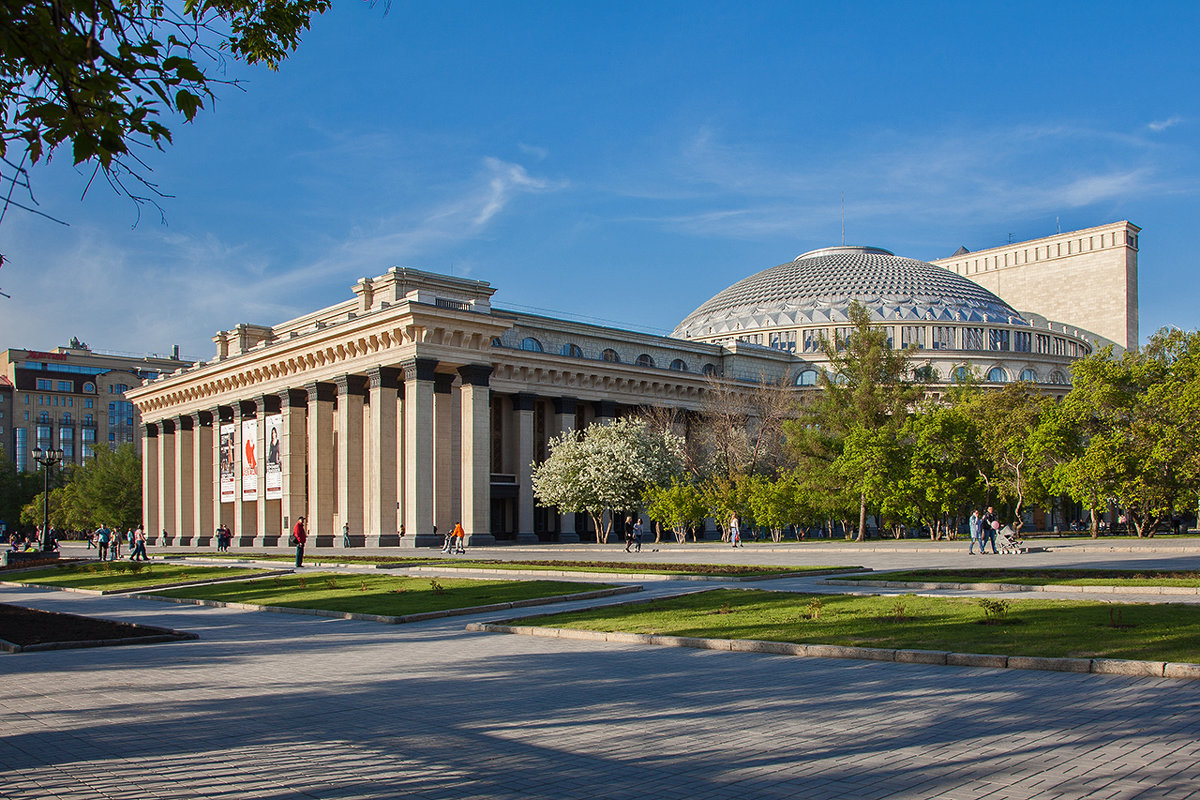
[279,389,307,541]
[514,393,538,543]
[213,406,232,540]
[158,419,176,545]
[174,415,194,546]
[433,373,456,535]
[192,411,214,547]
[402,358,437,547]
[366,367,400,547]
[458,364,494,546]
[335,375,367,548]
[142,423,159,543]
[552,397,578,543]
[254,395,281,546]
[234,401,258,546]
[306,382,336,547]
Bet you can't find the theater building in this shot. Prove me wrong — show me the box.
[127,221,1138,547]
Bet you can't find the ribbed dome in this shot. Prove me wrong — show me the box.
[671,246,1024,339]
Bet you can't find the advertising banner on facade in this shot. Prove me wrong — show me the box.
[242,417,259,501]
[264,413,283,500]
[219,423,236,503]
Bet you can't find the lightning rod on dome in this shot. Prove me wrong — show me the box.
[841,192,845,246]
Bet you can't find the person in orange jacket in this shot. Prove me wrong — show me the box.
[452,522,466,554]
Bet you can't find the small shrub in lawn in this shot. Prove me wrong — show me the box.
[709,602,733,615]
[805,598,824,620]
[325,577,339,590]
[273,576,282,587]
[977,598,1011,624]
[890,599,909,621]
[128,561,145,574]
[1108,607,1134,629]
[360,580,368,592]
[298,576,307,589]
[429,578,446,595]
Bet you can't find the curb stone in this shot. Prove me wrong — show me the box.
[468,622,1199,681]
[822,578,1200,596]
[409,566,866,582]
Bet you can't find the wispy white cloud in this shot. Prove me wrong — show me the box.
[1148,116,1182,132]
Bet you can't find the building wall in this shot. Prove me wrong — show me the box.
[930,221,1139,351]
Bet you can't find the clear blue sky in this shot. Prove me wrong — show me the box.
[1,0,1196,359]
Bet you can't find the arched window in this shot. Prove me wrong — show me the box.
[987,367,1008,383]
[1020,368,1038,382]
[601,348,621,363]
[669,359,688,372]
[1049,371,1068,385]
[62,413,72,425]
[39,411,50,423]
[635,354,654,368]
[953,366,971,382]
[520,337,543,353]
[795,369,818,386]
[490,337,502,347]
[83,382,95,393]
[702,363,718,377]
[914,365,939,382]
[561,343,583,358]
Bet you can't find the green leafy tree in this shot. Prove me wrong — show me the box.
[786,301,919,540]
[0,446,41,534]
[532,418,684,544]
[2,0,332,221]
[745,472,811,543]
[644,478,707,544]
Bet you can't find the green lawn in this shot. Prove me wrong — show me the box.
[520,589,1200,662]
[189,553,842,577]
[195,553,451,565]
[157,573,611,616]
[7,562,268,591]
[839,569,1200,587]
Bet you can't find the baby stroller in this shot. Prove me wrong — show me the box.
[997,525,1025,555]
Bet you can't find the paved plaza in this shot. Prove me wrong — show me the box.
[4,540,1200,799]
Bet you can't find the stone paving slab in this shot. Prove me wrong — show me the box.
[3,584,1200,799]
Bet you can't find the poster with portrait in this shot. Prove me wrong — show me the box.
[219,423,236,503]
[241,417,259,501]
[264,413,283,500]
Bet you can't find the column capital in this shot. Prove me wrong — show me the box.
[255,394,281,414]
[197,410,214,427]
[553,396,578,416]
[334,374,369,395]
[366,366,402,390]
[458,363,493,387]
[161,418,176,434]
[145,422,159,438]
[513,393,537,412]
[305,381,337,403]
[237,400,257,418]
[594,400,617,419]
[281,388,308,409]
[401,357,438,383]
[178,415,195,431]
[434,373,456,394]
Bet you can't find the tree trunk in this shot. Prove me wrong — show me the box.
[1089,507,1099,539]
[856,492,867,541]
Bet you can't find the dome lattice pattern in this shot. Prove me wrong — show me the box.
[671,246,1024,339]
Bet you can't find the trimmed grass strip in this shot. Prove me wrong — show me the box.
[838,569,1200,587]
[519,588,1200,663]
[6,563,268,591]
[156,573,610,616]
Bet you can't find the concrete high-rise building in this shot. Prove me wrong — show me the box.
[0,340,189,472]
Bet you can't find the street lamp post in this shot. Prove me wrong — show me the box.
[32,446,64,554]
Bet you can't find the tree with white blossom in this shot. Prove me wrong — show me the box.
[532,417,685,543]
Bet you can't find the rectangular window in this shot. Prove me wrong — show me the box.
[989,329,1010,351]
[962,328,984,350]
[1035,334,1050,354]
[803,331,822,353]
[931,326,955,350]
[36,424,51,445]
[1014,331,1032,352]
[834,327,852,351]
[36,379,51,390]
[15,428,26,471]
[901,326,925,349]
[62,442,74,459]
[85,398,93,408]
[1053,337,1067,355]
[81,443,94,460]
[56,380,72,392]
[82,427,96,443]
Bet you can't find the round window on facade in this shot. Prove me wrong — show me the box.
[795,369,818,386]
[1020,368,1038,382]
[83,382,95,393]
[636,354,654,368]
[669,359,688,372]
[520,337,544,353]
[602,348,621,363]
[561,343,583,358]
[987,367,1008,383]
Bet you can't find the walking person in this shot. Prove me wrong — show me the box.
[291,516,307,568]
[968,510,982,555]
[623,515,635,552]
[111,529,123,559]
[453,522,466,554]
[982,507,1000,554]
[130,525,149,561]
[632,518,643,553]
[730,513,743,548]
[342,522,351,549]
[440,526,453,554]
[96,524,111,562]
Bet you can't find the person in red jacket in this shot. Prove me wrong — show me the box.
[292,516,307,567]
